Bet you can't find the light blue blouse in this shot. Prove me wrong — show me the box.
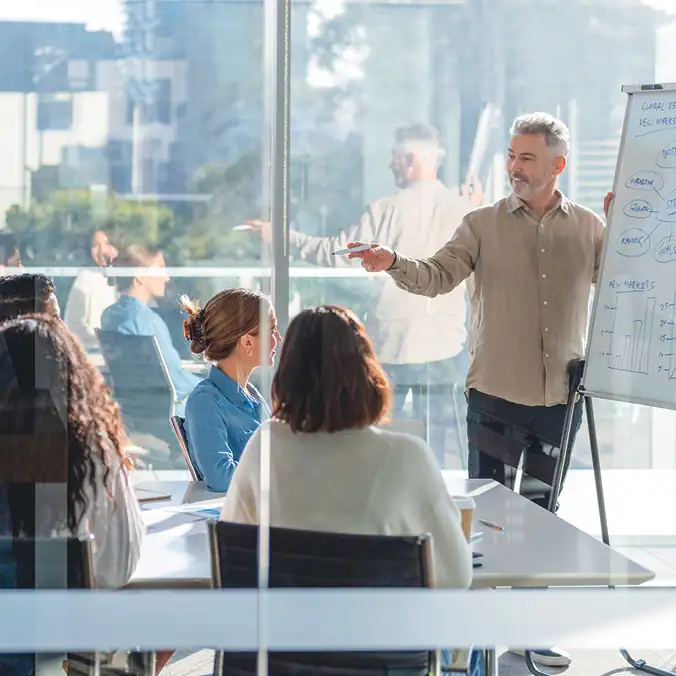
[185,367,269,492]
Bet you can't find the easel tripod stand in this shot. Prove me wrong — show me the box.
[524,359,670,676]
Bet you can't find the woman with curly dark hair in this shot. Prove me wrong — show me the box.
[0,273,61,321]
[0,315,144,589]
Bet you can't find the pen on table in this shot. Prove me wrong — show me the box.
[479,519,504,532]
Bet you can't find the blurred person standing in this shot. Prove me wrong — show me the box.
[0,233,22,272]
[65,229,119,349]
[247,124,482,465]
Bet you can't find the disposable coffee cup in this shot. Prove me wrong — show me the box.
[452,495,475,543]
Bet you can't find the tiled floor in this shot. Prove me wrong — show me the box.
[164,645,676,676]
[498,648,676,675]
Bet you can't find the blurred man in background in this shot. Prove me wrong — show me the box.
[247,123,482,466]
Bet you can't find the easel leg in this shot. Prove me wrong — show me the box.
[584,397,610,546]
[586,396,671,676]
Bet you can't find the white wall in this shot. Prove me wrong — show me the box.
[655,22,676,82]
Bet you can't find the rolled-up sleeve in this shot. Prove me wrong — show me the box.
[289,208,378,268]
[387,215,479,298]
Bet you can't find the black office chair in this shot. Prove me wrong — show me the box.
[2,535,154,675]
[96,330,182,466]
[170,415,202,480]
[466,398,581,511]
[209,521,475,676]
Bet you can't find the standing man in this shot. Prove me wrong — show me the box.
[247,123,481,466]
[348,113,609,668]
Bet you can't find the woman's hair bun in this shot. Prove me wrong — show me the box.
[178,294,207,355]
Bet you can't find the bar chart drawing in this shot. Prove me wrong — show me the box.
[608,293,656,374]
[670,292,676,380]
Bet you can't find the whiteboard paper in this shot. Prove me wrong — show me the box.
[584,86,676,409]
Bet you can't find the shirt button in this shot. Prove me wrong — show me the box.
[543,300,548,306]
[544,328,549,332]
[541,273,547,279]
[545,353,549,358]
[541,248,546,253]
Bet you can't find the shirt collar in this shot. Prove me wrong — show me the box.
[506,192,524,213]
[208,366,259,410]
[119,294,149,310]
[506,190,570,216]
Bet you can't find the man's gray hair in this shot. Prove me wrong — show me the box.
[510,113,571,157]
[394,123,446,167]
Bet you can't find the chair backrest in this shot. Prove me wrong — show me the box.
[209,521,437,676]
[6,535,95,590]
[170,415,202,481]
[96,330,176,421]
[467,396,561,507]
[1,536,155,675]
[0,536,95,675]
[96,330,173,392]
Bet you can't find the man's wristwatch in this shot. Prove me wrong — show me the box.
[386,252,398,271]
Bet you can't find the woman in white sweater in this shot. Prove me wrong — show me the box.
[0,315,144,589]
[0,315,150,675]
[221,305,482,674]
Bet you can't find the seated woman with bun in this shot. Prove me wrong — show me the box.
[221,305,483,675]
[180,289,281,492]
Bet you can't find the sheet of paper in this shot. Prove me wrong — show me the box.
[165,498,224,520]
[143,508,205,534]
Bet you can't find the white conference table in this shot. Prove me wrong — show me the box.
[130,478,654,590]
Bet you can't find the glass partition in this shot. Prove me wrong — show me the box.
[0,0,675,674]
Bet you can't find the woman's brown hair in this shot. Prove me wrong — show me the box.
[179,288,271,361]
[272,305,390,433]
[108,243,162,290]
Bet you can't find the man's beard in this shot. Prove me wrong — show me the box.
[511,175,544,199]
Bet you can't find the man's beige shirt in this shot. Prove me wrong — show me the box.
[290,180,473,365]
[389,192,606,406]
